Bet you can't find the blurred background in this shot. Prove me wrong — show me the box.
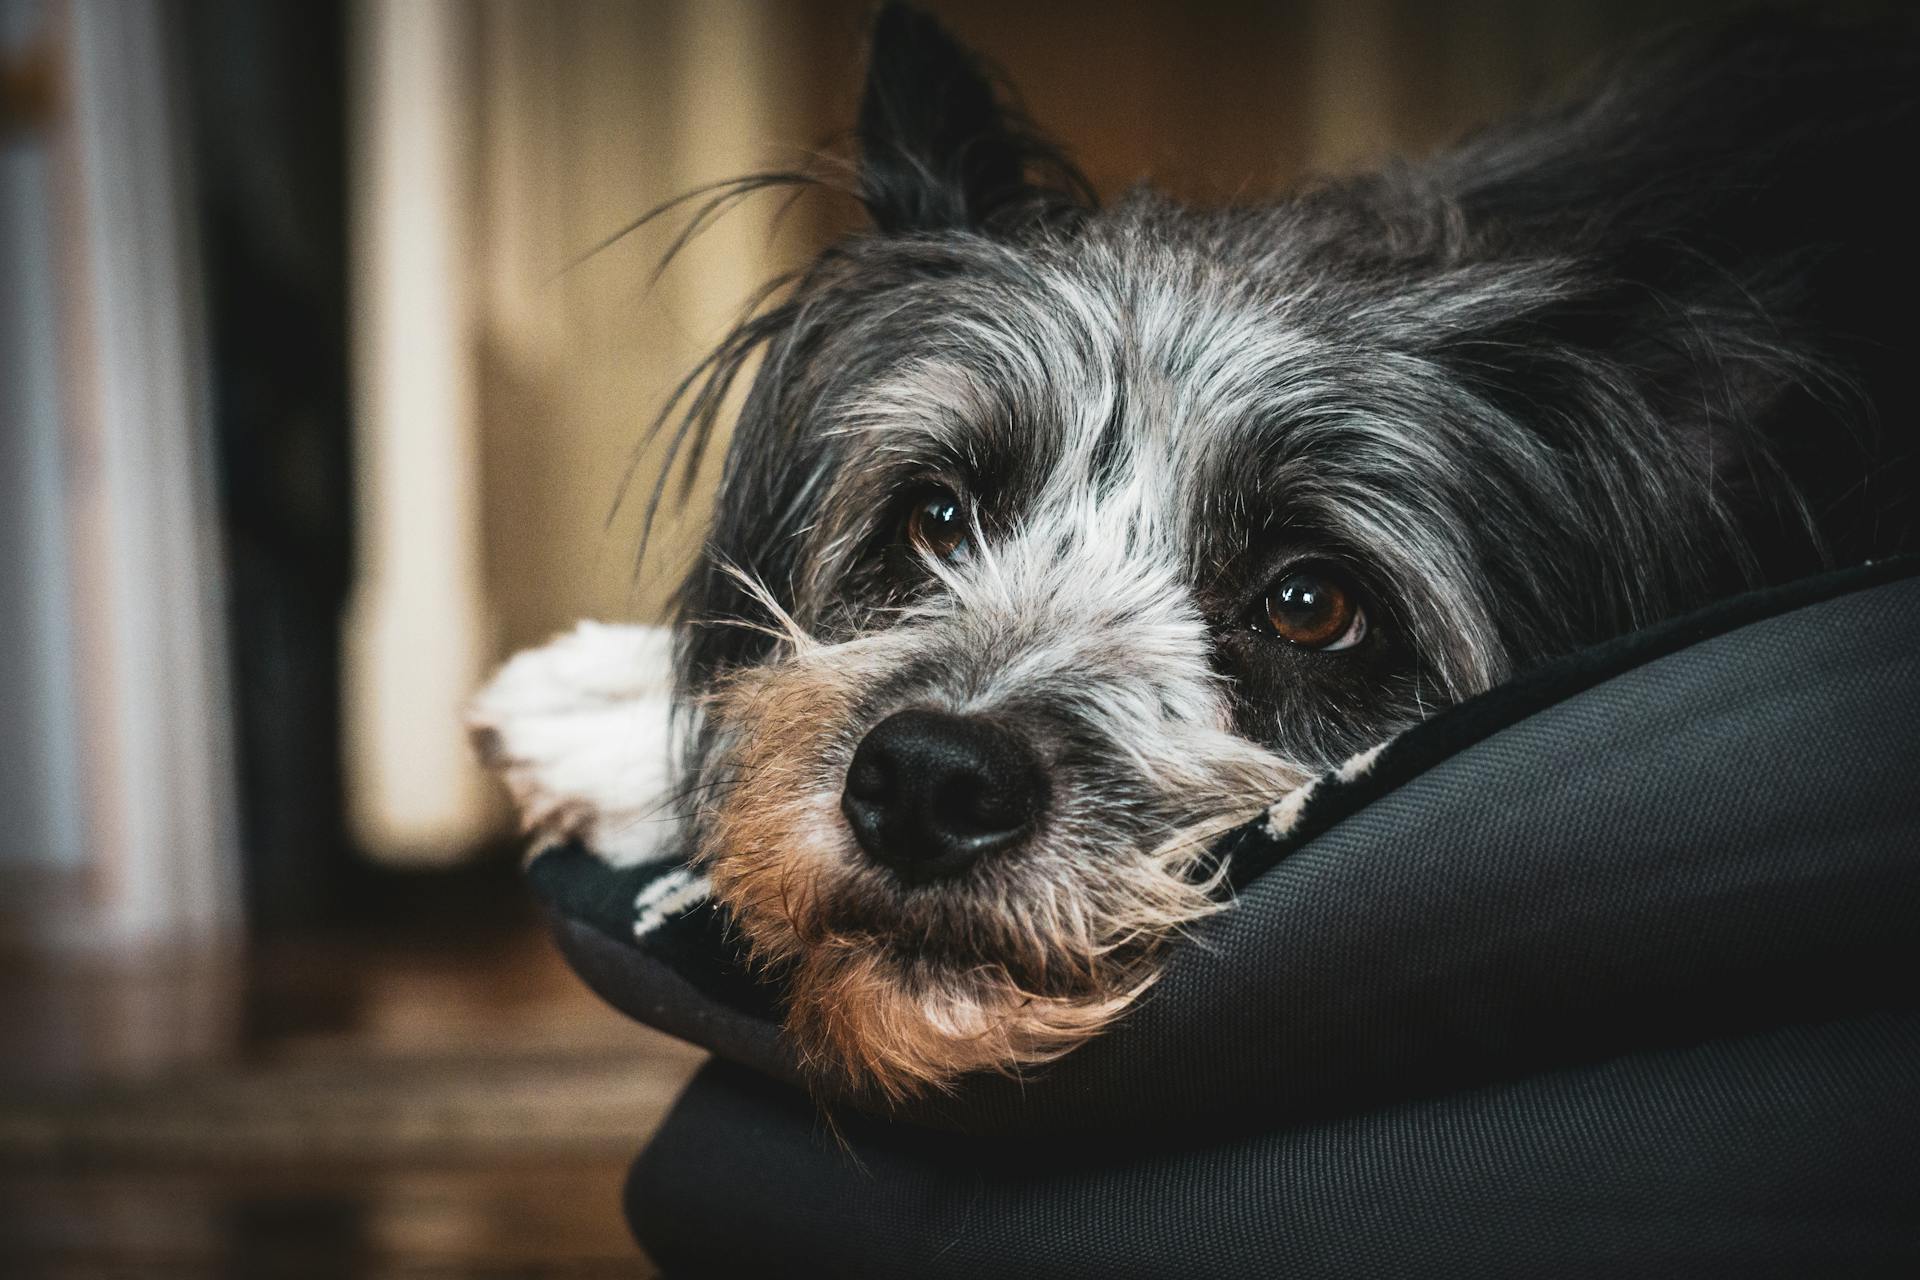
[0,0,1880,1272]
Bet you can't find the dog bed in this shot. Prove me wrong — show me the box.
[528,558,1920,1276]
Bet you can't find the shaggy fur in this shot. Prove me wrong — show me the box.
[469,622,680,866]
[554,7,1919,1099]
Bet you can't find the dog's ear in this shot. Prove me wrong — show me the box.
[857,3,1090,234]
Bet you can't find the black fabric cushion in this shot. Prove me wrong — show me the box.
[531,559,1920,1274]
[634,1015,1920,1278]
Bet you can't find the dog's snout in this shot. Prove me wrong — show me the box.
[841,709,1046,882]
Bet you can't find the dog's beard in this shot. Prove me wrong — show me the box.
[687,559,1306,1102]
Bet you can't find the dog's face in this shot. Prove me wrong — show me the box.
[670,7,1815,1099]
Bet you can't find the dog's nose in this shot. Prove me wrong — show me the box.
[841,709,1047,882]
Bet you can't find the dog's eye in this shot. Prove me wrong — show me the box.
[904,487,971,562]
[1257,566,1368,651]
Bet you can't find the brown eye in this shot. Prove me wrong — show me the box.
[1259,566,1368,651]
[904,487,971,562]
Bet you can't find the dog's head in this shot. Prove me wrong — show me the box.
[668,6,1832,1099]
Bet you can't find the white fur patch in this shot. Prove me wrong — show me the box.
[467,622,680,866]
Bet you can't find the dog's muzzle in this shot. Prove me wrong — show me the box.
[840,708,1048,884]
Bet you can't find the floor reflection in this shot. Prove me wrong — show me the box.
[0,865,703,1275]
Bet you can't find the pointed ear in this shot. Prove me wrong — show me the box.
[857,4,1090,234]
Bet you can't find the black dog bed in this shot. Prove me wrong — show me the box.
[530,558,1920,1277]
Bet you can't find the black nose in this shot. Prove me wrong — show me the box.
[841,709,1047,883]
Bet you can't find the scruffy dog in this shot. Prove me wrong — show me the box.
[476,6,1917,1101]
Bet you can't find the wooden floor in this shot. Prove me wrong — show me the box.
[0,872,705,1277]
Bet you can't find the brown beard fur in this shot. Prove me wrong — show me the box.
[691,635,1279,1103]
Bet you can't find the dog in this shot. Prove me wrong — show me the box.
[474,5,1917,1102]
